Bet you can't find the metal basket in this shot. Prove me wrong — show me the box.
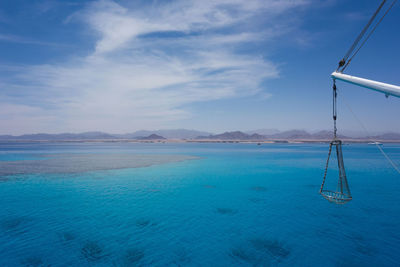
[320,139,352,204]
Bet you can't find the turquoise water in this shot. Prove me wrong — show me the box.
[0,142,399,266]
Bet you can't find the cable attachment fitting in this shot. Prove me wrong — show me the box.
[337,59,346,71]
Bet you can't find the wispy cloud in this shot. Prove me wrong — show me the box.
[0,33,71,47]
[1,0,309,134]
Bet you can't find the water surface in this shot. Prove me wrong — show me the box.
[0,142,399,266]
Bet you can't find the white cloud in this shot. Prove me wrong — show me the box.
[0,33,69,47]
[1,0,308,134]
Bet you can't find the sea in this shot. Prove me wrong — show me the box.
[0,142,399,266]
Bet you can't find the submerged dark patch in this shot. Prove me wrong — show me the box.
[1,217,24,230]
[81,241,108,261]
[229,246,271,266]
[1,216,31,233]
[250,186,268,192]
[230,247,254,263]
[217,208,237,215]
[335,255,365,267]
[20,256,45,267]
[124,248,144,264]
[135,218,156,228]
[351,233,375,256]
[355,244,375,256]
[229,240,289,265]
[249,197,264,203]
[250,238,290,259]
[171,248,191,265]
[59,231,75,242]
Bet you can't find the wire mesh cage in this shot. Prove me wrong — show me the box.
[320,139,352,204]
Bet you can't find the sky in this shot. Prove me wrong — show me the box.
[0,0,399,135]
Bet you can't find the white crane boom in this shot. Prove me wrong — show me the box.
[331,71,400,98]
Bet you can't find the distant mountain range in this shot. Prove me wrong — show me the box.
[1,129,400,141]
[0,131,117,141]
[115,129,211,139]
[0,129,209,141]
[246,128,281,136]
[197,131,265,140]
[198,130,400,141]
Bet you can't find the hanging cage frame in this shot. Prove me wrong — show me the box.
[320,139,352,204]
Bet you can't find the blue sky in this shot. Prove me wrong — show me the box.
[0,0,399,135]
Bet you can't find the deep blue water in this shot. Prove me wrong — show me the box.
[0,142,400,266]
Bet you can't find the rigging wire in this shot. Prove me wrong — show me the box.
[337,0,387,71]
[337,0,397,72]
[341,0,398,72]
[333,81,337,139]
[340,91,400,174]
[376,144,400,174]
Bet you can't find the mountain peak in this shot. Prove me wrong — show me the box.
[137,134,166,140]
[197,131,265,140]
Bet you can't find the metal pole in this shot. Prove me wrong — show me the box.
[331,71,400,98]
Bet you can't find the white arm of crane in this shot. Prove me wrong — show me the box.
[331,71,400,98]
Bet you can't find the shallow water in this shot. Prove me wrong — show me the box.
[0,153,197,176]
[0,142,399,266]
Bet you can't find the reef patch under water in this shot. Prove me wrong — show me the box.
[81,241,108,262]
[0,153,198,177]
